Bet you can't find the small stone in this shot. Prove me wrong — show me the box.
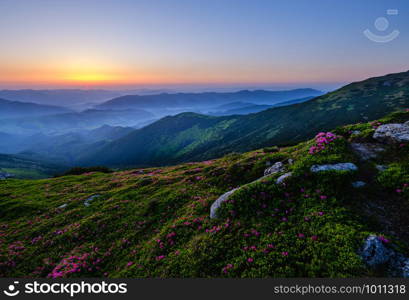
[351,130,361,135]
[376,165,388,172]
[58,203,68,209]
[84,194,101,206]
[276,172,292,185]
[352,181,366,188]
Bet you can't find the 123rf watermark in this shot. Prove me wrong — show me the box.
[274,284,407,296]
[2,281,127,297]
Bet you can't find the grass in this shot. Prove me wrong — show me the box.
[0,111,408,278]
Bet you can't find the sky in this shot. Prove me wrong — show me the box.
[0,0,408,91]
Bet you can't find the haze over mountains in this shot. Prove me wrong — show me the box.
[96,89,322,114]
[0,88,323,176]
[0,98,71,119]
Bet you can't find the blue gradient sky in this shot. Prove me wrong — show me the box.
[0,0,408,90]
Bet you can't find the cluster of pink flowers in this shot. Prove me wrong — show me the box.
[48,253,100,278]
[206,225,222,233]
[309,132,338,154]
[222,263,234,274]
[243,245,257,251]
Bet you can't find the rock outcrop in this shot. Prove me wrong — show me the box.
[360,235,409,278]
[373,122,409,144]
[211,161,292,218]
[264,161,285,176]
[361,235,392,266]
[210,188,239,219]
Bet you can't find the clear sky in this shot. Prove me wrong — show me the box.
[0,0,408,90]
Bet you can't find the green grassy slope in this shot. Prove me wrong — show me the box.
[82,70,409,167]
[1,110,408,278]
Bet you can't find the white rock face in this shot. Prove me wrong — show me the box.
[264,161,285,176]
[276,172,292,185]
[210,188,239,219]
[310,163,358,173]
[373,122,409,143]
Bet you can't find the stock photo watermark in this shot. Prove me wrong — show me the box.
[364,9,400,43]
[2,281,127,298]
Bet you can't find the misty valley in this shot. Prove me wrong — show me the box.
[0,88,322,178]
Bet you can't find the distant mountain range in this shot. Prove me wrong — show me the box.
[208,96,315,116]
[80,70,409,167]
[0,98,71,119]
[96,88,323,111]
[0,90,123,110]
[0,108,155,135]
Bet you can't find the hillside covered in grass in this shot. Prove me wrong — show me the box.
[1,111,409,278]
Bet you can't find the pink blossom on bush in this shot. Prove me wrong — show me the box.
[309,132,338,154]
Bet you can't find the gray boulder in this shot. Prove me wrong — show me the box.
[373,122,409,144]
[360,235,393,267]
[360,235,409,277]
[264,161,285,176]
[310,163,358,173]
[210,188,239,219]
